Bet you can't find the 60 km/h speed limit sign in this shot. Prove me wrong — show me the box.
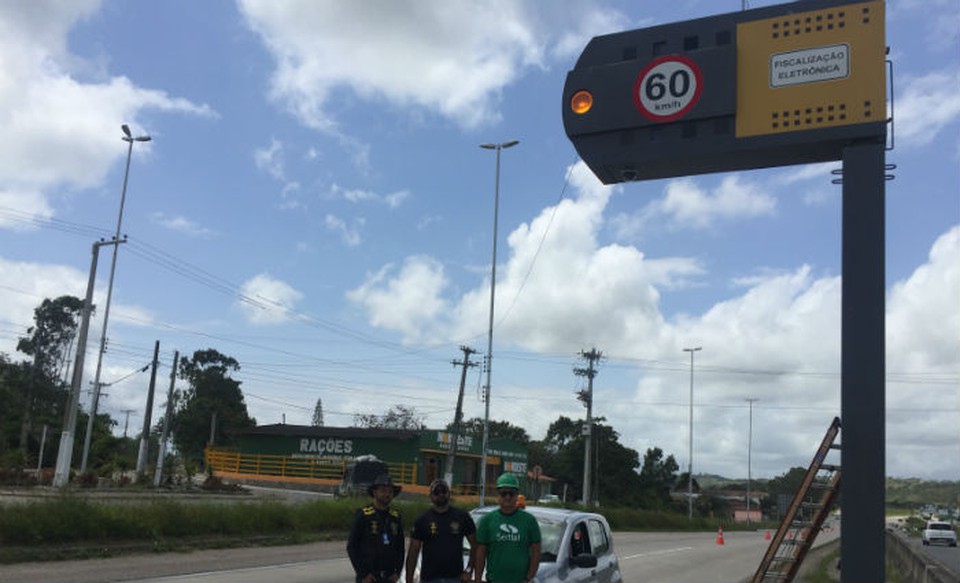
[633,55,703,122]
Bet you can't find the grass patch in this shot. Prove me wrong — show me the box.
[802,547,839,583]
[0,494,430,561]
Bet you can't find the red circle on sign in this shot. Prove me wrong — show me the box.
[633,55,704,123]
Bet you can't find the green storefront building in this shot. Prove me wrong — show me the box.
[224,424,528,493]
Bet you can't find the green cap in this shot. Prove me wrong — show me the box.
[496,473,519,490]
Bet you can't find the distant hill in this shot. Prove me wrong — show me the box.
[696,474,959,508]
[887,478,960,508]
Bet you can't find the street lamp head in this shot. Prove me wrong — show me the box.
[480,140,520,150]
[121,124,151,143]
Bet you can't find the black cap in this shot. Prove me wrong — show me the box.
[368,474,402,496]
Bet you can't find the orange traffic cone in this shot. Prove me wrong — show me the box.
[765,530,771,541]
[716,527,725,545]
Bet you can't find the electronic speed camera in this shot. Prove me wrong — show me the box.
[562,0,886,183]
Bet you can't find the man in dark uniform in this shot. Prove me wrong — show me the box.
[405,478,477,583]
[347,474,405,583]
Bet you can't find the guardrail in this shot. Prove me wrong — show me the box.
[886,529,957,583]
[205,449,417,486]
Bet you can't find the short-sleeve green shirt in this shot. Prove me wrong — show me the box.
[476,509,541,583]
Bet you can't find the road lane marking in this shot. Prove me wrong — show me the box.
[621,547,694,560]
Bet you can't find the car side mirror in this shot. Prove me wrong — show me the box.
[569,554,598,569]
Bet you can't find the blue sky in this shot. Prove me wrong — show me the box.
[0,0,957,481]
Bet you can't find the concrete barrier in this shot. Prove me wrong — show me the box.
[886,530,956,583]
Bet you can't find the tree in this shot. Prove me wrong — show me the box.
[452,417,530,444]
[312,397,324,427]
[16,296,85,378]
[354,404,425,430]
[761,466,811,519]
[637,447,680,510]
[533,416,643,506]
[171,349,256,462]
[10,296,84,457]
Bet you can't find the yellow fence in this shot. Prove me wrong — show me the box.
[205,448,417,486]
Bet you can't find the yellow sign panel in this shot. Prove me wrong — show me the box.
[736,1,885,137]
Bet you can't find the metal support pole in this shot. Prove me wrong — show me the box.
[683,346,701,520]
[53,240,107,487]
[81,125,149,474]
[840,140,886,583]
[478,140,518,503]
[746,397,758,524]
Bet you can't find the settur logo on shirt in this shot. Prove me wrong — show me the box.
[496,524,521,542]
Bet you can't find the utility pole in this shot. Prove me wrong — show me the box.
[445,345,478,488]
[575,348,601,507]
[745,398,759,524]
[54,239,111,487]
[154,351,178,487]
[120,409,136,438]
[136,341,160,476]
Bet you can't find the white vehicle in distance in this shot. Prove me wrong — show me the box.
[538,494,561,504]
[921,520,958,547]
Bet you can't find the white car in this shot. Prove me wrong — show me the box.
[921,521,958,547]
[471,506,623,583]
[403,506,623,583]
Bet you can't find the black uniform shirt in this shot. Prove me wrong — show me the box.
[410,506,475,580]
[347,504,405,582]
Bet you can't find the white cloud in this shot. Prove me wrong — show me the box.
[347,256,450,344]
[254,139,286,181]
[324,214,364,247]
[237,0,623,130]
[331,184,409,209]
[894,69,960,146]
[0,257,88,357]
[0,2,214,229]
[150,212,216,238]
[0,190,54,230]
[237,273,304,325]
[614,175,777,238]
[347,159,960,479]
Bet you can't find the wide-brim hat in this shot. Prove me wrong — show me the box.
[368,474,402,496]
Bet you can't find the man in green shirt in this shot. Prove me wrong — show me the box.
[474,473,541,583]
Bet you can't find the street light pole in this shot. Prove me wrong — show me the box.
[478,139,518,504]
[683,346,702,520]
[80,124,150,474]
[746,397,759,524]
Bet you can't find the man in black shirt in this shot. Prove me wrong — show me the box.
[406,478,477,583]
[347,474,405,583]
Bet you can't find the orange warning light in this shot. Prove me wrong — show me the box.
[571,90,593,114]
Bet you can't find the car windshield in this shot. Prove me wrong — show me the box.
[929,523,952,531]
[535,516,566,562]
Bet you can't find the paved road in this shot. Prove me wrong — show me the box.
[0,530,803,583]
